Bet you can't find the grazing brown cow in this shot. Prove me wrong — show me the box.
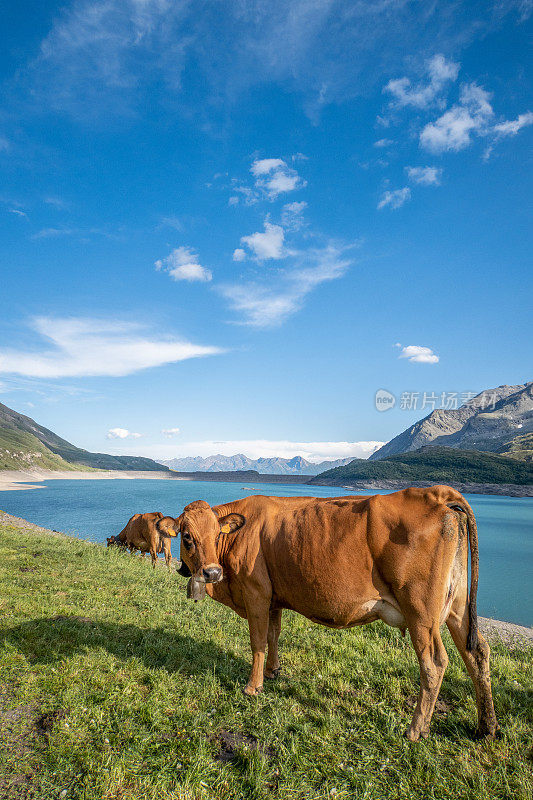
[157,487,499,741]
[107,512,172,570]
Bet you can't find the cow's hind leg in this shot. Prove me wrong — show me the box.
[446,607,498,737]
[406,621,449,741]
[265,609,282,679]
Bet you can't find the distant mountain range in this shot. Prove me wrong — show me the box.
[161,453,355,475]
[0,402,168,472]
[370,382,533,462]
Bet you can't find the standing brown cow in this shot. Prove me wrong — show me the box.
[157,487,499,741]
[107,512,172,570]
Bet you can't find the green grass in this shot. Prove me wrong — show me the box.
[0,523,531,800]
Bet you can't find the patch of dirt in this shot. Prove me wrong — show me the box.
[35,708,68,739]
[214,730,275,763]
[405,694,452,717]
[0,684,68,798]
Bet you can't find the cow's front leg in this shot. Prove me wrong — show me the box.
[243,600,270,696]
[265,609,282,679]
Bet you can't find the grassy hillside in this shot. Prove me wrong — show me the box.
[310,446,533,486]
[0,428,91,472]
[0,522,531,800]
[499,433,533,462]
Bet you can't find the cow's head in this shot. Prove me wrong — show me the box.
[106,535,126,548]
[157,500,244,583]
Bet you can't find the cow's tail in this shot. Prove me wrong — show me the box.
[447,495,479,651]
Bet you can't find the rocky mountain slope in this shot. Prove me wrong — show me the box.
[162,453,356,475]
[370,382,532,461]
[0,402,168,472]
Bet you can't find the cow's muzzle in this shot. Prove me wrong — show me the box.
[199,565,223,584]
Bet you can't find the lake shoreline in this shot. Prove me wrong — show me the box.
[0,509,531,645]
[0,467,532,496]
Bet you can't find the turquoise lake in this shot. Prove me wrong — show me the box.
[1,479,531,626]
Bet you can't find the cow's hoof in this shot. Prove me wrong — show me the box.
[243,685,263,697]
[475,723,500,740]
[264,666,282,680]
[405,728,420,742]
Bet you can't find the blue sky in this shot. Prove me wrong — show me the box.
[0,0,531,463]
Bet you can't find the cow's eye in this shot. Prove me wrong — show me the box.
[182,531,193,549]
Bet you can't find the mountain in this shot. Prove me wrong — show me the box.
[0,402,168,472]
[310,445,533,487]
[161,453,356,475]
[370,382,533,461]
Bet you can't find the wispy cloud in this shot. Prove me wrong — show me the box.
[374,138,394,148]
[281,201,307,231]
[239,220,285,260]
[384,54,459,110]
[406,166,442,185]
[107,428,142,439]
[493,111,533,137]
[161,427,180,437]
[9,208,28,218]
[397,344,439,364]
[0,317,223,378]
[377,187,411,210]
[220,243,353,327]
[17,1,529,122]
[155,246,212,282]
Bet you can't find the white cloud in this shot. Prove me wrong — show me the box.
[161,427,180,437]
[374,138,394,148]
[107,428,142,439]
[232,248,246,262]
[9,208,28,217]
[250,158,286,177]
[385,54,459,109]
[228,196,239,206]
[398,344,439,364]
[406,166,442,185]
[250,158,306,199]
[220,243,353,327]
[155,246,212,282]
[420,82,493,152]
[493,111,533,137]
[0,317,223,378]
[240,220,285,260]
[281,200,307,230]
[377,187,411,210]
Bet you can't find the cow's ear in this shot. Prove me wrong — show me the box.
[157,516,181,537]
[219,513,245,535]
